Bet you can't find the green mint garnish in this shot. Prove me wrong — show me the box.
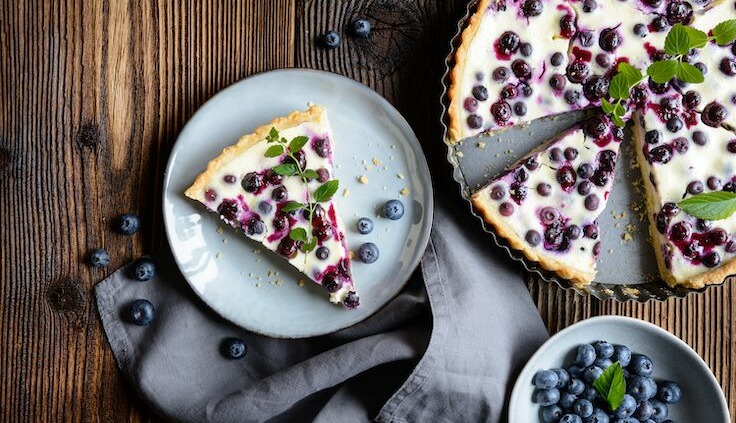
[683,26,708,49]
[265,144,285,158]
[679,191,736,220]
[314,180,340,203]
[289,227,308,242]
[301,169,319,180]
[288,135,309,153]
[676,61,705,83]
[272,163,298,176]
[664,24,691,55]
[282,201,306,212]
[647,60,678,84]
[713,19,736,45]
[593,362,626,411]
[266,127,280,143]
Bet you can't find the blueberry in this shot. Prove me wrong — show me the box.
[357,242,379,264]
[574,398,594,418]
[657,381,682,404]
[567,378,586,395]
[576,344,597,366]
[322,31,341,49]
[130,258,156,281]
[560,414,583,423]
[559,392,577,409]
[629,353,654,376]
[587,408,610,423]
[350,19,371,38]
[114,213,141,235]
[221,337,247,359]
[612,345,632,366]
[633,400,654,421]
[582,366,603,383]
[592,340,614,358]
[315,246,329,260]
[354,217,374,235]
[541,405,565,423]
[594,358,613,369]
[628,375,657,401]
[534,370,560,389]
[580,387,599,402]
[533,388,560,406]
[128,299,155,326]
[613,394,637,418]
[553,368,570,388]
[88,248,110,268]
[567,363,584,378]
[649,399,668,422]
[258,201,273,214]
[383,199,405,220]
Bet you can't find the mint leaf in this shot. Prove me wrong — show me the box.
[713,19,736,45]
[647,60,678,84]
[676,61,705,83]
[301,169,319,180]
[611,111,625,127]
[273,163,298,176]
[683,26,708,49]
[289,227,308,242]
[601,98,616,114]
[679,191,736,220]
[264,144,285,158]
[267,127,280,143]
[594,362,626,411]
[289,135,309,153]
[313,180,339,203]
[301,237,317,253]
[282,201,306,212]
[608,74,631,100]
[665,24,691,55]
[617,62,643,85]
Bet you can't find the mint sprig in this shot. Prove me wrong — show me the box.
[679,191,736,220]
[593,362,626,411]
[263,127,339,253]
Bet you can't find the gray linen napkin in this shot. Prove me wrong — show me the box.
[95,198,548,423]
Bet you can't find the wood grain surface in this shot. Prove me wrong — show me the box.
[0,0,732,421]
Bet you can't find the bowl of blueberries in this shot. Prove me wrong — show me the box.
[509,316,730,422]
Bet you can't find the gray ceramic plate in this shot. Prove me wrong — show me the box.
[439,0,723,301]
[163,69,433,338]
[509,316,730,422]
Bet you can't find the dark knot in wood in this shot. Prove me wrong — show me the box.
[0,147,9,171]
[47,279,84,312]
[75,122,102,148]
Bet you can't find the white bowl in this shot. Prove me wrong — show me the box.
[509,316,730,422]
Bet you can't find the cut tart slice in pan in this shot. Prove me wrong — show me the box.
[471,113,624,286]
[632,84,736,289]
[184,105,359,308]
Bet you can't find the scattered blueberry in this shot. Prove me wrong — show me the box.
[130,257,156,282]
[322,31,341,49]
[350,19,371,38]
[88,248,110,268]
[357,242,379,264]
[356,217,374,234]
[114,213,141,235]
[315,246,330,260]
[128,299,155,326]
[534,370,560,389]
[221,337,247,359]
[383,199,405,220]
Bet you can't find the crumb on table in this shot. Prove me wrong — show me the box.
[358,175,368,184]
[400,188,410,197]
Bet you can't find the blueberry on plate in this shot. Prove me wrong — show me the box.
[627,375,656,401]
[612,344,632,366]
[322,31,341,49]
[357,242,380,264]
[580,387,599,402]
[592,340,614,358]
[221,337,247,359]
[130,258,156,281]
[576,344,596,367]
[567,378,585,395]
[582,365,603,383]
[114,213,141,235]
[632,400,654,421]
[350,19,371,38]
[533,370,560,389]
[573,398,593,418]
[649,399,668,422]
[613,394,637,418]
[594,357,613,369]
[356,217,374,234]
[552,368,570,389]
[128,299,155,326]
[560,414,582,423]
[629,353,654,376]
[88,248,110,268]
[587,408,609,423]
[657,381,682,404]
[383,199,405,220]
[540,405,564,423]
[567,363,584,378]
[533,388,561,406]
[559,392,577,409]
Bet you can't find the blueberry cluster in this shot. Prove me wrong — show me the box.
[533,341,682,423]
[354,199,405,264]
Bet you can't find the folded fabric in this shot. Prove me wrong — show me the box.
[95,198,548,423]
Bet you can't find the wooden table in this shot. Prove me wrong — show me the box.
[1,1,733,421]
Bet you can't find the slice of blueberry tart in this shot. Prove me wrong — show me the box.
[632,85,736,288]
[185,105,359,308]
[471,114,624,285]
